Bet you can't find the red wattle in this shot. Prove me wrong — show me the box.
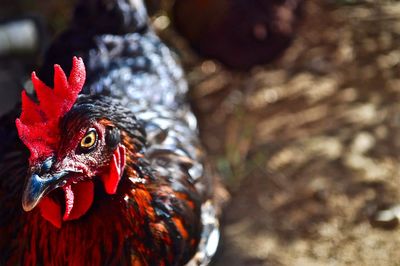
[38,180,95,228]
[102,145,126,195]
[39,197,62,228]
[63,184,74,219]
[63,180,94,221]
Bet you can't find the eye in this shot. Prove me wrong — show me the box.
[79,129,98,151]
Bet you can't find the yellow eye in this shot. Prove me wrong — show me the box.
[80,130,97,150]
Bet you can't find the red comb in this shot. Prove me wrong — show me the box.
[16,57,86,161]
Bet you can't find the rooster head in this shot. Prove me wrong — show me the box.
[15,57,139,228]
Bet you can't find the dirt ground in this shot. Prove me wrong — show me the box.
[2,0,400,265]
[182,1,400,265]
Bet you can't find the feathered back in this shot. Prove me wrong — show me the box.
[73,0,148,34]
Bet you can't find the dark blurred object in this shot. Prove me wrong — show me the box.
[0,16,47,117]
[333,0,365,4]
[0,17,46,57]
[145,0,163,15]
[0,60,25,117]
[173,0,304,70]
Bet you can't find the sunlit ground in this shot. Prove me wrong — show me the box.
[177,1,400,265]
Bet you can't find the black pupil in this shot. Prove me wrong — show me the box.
[84,136,92,144]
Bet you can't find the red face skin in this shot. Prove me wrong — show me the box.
[55,121,107,182]
[27,120,126,228]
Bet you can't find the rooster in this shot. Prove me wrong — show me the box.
[0,0,221,265]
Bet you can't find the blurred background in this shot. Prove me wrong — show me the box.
[2,0,400,265]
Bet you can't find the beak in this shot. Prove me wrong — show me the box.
[22,157,70,212]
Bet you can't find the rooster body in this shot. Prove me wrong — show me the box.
[0,1,219,265]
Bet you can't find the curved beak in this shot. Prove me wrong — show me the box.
[22,157,70,212]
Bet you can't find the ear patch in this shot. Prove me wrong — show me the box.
[105,126,121,149]
[101,144,126,194]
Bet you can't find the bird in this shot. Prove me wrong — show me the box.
[0,0,222,265]
[172,0,304,70]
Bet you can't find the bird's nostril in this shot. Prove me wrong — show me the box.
[41,158,54,172]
